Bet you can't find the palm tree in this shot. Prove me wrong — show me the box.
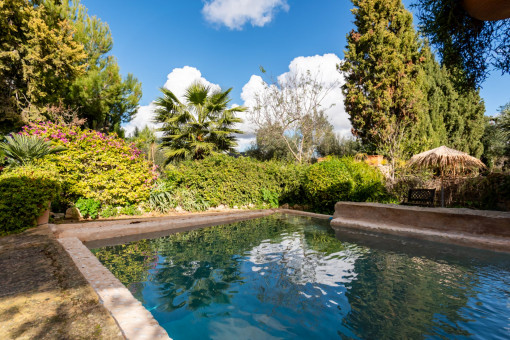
[154,82,245,163]
[0,134,67,166]
[131,126,158,163]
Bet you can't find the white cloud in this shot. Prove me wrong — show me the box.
[235,75,266,148]
[163,66,221,99]
[202,0,289,30]
[238,53,352,150]
[124,66,221,136]
[123,102,159,137]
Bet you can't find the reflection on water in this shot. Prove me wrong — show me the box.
[92,214,510,340]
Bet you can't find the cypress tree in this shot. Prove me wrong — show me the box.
[341,0,427,159]
[341,0,486,162]
[420,43,485,158]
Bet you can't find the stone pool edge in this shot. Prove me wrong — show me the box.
[55,209,322,339]
[58,237,170,340]
[331,202,510,253]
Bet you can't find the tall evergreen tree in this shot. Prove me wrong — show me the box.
[0,0,142,134]
[341,0,486,166]
[341,0,427,162]
[61,0,142,131]
[0,0,87,133]
[420,43,485,157]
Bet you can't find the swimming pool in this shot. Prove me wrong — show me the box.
[91,214,510,339]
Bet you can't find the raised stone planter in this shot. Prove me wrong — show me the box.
[331,202,510,253]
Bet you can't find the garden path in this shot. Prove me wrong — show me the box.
[0,226,123,339]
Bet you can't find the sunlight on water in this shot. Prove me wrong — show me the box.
[91,214,510,340]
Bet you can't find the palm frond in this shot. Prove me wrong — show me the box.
[185,82,210,106]
[0,134,67,166]
[154,82,247,162]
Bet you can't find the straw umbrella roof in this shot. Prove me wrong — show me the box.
[408,145,485,172]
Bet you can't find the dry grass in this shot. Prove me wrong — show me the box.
[408,145,485,174]
[0,229,123,340]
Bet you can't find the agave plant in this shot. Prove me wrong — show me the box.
[0,134,67,166]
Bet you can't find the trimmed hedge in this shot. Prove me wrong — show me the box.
[304,157,388,212]
[164,155,306,208]
[0,165,61,235]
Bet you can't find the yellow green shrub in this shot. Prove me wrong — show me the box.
[0,164,61,235]
[22,122,158,205]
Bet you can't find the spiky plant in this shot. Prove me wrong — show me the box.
[154,82,245,163]
[0,134,67,166]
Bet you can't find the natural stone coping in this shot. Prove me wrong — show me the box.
[58,237,170,340]
[278,209,333,219]
[331,202,510,253]
[334,202,510,219]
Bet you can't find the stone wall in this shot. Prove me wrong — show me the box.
[331,202,510,252]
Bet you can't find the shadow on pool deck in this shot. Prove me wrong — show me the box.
[0,227,123,340]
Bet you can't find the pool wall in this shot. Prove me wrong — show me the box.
[331,202,510,253]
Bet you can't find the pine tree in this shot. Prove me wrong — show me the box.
[59,0,142,131]
[0,0,87,133]
[0,0,142,134]
[341,0,427,161]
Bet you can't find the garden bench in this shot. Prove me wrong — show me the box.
[402,188,436,207]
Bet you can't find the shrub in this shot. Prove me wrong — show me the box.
[453,173,510,210]
[75,198,101,219]
[304,157,387,212]
[98,204,142,218]
[21,122,158,206]
[174,188,210,212]
[164,155,307,209]
[119,205,142,216]
[0,164,61,235]
[261,188,279,208]
[99,205,119,218]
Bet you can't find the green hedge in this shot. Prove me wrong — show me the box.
[304,157,388,212]
[156,155,389,213]
[163,155,306,208]
[0,165,61,235]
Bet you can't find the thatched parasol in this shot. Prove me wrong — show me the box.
[408,146,486,207]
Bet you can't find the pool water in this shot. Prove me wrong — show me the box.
[91,214,510,339]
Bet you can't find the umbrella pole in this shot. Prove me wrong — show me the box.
[441,171,445,208]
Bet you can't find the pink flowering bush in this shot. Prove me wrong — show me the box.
[22,122,158,205]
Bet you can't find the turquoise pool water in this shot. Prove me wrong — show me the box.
[91,214,510,339]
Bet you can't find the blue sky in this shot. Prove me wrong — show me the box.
[81,0,509,144]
